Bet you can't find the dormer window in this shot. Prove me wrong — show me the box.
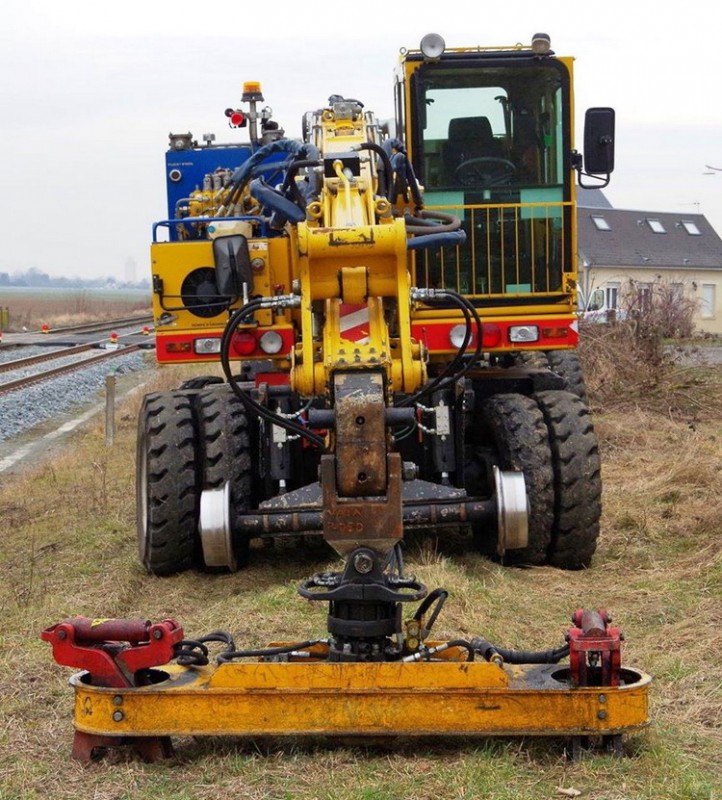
[647,219,666,233]
[681,220,701,235]
[591,215,610,231]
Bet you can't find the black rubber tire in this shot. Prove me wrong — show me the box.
[534,390,601,569]
[546,351,588,403]
[513,351,550,370]
[482,393,555,565]
[179,375,224,391]
[195,384,255,571]
[136,391,200,576]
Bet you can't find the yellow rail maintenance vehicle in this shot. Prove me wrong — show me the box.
[43,34,649,762]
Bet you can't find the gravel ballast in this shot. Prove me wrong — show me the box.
[0,350,149,443]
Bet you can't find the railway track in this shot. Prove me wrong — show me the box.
[0,343,143,396]
[30,314,153,336]
[0,344,97,375]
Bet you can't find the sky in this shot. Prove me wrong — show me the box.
[2,0,722,280]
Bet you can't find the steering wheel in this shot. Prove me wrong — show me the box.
[453,157,516,187]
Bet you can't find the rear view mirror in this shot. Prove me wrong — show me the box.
[213,235,252,298]
[583,107,615,175]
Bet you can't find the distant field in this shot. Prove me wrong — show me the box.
[0,286,151,331]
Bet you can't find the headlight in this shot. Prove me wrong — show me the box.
[259,330,284,354]
[449,324,471,349]
[194,337,222,354]
[509,325,539,343]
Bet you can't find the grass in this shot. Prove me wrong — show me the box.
[0,358,721,799]
[0,287,150,332]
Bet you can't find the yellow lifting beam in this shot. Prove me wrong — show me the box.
[69,656,650,741]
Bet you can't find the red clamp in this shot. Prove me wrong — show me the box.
[568,608,622,687]
[41,617,184,689]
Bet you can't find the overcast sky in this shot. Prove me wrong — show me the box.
[2,1,721,280]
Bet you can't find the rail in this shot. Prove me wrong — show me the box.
[34,315,153,336]
[0,345,142,396]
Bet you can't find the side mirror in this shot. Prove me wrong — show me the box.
[213,234,252,298]
[583,107,615,175]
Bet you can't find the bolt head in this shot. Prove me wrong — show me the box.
[353,553,374,574]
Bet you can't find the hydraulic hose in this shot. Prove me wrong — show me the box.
[413,588,449,635]
[220,300,327,451]
[407,230,467,251]
[230,139,303,188]
[403,639,475,662]
[280,156,323,207]
[404,209,461,235]
[399,289,482,407]
[355,142,395,200]
[471,636,570,665]
[217,639,326,663]
[174,631,236,666]
[223,139,305,211]
[397,295,471,407]
[249,178,306,225]
[384,139,424,208]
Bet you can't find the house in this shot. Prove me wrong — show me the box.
[576,189,722,335]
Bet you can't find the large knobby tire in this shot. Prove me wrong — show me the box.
[483,393,555,565]
[136,391,200,576]
[195,385,255,571]
[546,351,588,403]
[535,390,601,569]
[513,351,550,370]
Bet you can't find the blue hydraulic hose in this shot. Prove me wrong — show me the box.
[406,230,467,250]
[250,178,306,223]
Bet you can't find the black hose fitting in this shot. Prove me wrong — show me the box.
[471,636,570,665]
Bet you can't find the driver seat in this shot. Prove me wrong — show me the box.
[442,116,503,184]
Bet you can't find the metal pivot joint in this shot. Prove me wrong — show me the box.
[299,547,426,662]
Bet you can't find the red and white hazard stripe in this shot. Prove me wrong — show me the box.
[339,303,369,343]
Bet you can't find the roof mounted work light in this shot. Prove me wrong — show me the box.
[531,33,551,55]
[420,33,446,60]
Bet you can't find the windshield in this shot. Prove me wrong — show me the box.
[412,60,568,194]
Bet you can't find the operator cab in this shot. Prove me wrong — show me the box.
[407,48,569,207]
[396,34,614,301]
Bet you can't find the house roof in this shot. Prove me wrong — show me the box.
[576,187,613,209]
[577,206,722,271]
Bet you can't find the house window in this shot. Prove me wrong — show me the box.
[701,284,716,318]
[647,219,666,233]
[605,282,620,310]
[681,220,701,235]
[638,283,652,313]
[591,215,610,231]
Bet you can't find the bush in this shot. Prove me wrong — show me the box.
[621,276,698,338]
[577,317,672,407]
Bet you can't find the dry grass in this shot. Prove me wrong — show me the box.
[0,288,150,331]
[0,351,721,798]
[577,321,722,424]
